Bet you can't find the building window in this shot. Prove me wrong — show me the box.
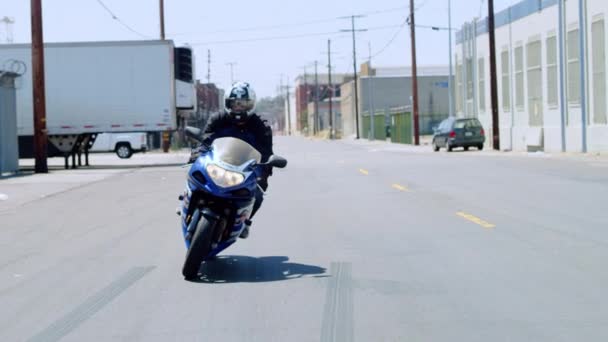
[546,35,558,107]
[592,19,607,124]
[567,28,580,104]
[478,58,485,113]
[501,50,511,111]
[527,40,543,126]
[515,46,524,110]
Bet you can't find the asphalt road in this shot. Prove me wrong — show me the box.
[1,137,607,341]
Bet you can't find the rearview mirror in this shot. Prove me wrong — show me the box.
[266,155,287,169]
[185,126,203,143]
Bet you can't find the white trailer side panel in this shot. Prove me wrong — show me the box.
[0,40,177,136]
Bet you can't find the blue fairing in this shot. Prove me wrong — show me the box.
[187,150,260,199]
[179,139,260,255]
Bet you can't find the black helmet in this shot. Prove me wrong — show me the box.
[225,82,256,123]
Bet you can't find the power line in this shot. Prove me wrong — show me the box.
[370,17,408,59]
[188,23,408,47]
[190,25,410,46]
[172,18,338,37]
[170,5,410,37]
[367,0,435,60]
[415,0,432,11]
[357,5,409,16]
[368,22,450,60]
[95,0,150,39]
[190,31,349,46]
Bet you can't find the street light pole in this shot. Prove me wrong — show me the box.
[558,0,567,152]
[578,0,588,153]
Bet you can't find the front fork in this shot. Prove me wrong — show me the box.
[179,184,255,249]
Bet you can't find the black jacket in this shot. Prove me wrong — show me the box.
[202,112,274,163]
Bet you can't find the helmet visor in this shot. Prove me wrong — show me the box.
[227,98,255,112]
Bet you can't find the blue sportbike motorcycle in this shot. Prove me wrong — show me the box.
[178,127,287,280]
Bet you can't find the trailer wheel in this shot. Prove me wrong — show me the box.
[116,143,133,159]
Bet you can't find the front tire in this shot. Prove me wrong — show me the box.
[478,144,484,150]
[447,143,454,152]
[116,144,133,159]
[182,217,215,280]
[432,140,440,152]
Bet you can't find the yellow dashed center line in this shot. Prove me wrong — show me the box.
[359,169,369,175]
[391,183,410,192]
[456,212,496,229]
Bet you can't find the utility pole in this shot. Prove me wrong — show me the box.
[1,17,15,43]
[226,62,237,84]
[448,0,454,117]
[341,15,367,139]
[285,78,292,136]
[409,0,420,145]
[368,41,376,140]
[328,39,334,139]
[31,0,48,173]
[314,60,319,135]
[207,49,211,83]
[302,67,309,133]
[488,0,500,150]
[159,0,165,40]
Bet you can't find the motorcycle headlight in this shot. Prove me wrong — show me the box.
[206,164,245,188]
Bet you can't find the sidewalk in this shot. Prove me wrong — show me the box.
[0,151,190,213]
[336,135,608,162]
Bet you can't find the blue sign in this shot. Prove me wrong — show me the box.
[435,81,449,88]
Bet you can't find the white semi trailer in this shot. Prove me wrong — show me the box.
[0,40,196,167]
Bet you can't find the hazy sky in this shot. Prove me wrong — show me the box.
[1,0,516,97]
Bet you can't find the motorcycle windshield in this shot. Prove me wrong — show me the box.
[211,137,262,166]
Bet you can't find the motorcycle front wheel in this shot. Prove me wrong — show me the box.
[182,217,215,280]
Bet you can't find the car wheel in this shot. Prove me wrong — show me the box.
[478,144,484,151]
[432,140,440,152]
[464,146,469,151]
[447,143,453,152]
[116,144,133,159]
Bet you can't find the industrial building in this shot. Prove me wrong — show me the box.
[340,64,452,138]
[456,0,608,152]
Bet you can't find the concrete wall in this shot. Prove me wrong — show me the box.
[456,0,608,152]
[0,73,19,174]
[340,81,357,137]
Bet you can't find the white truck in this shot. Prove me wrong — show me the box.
[88,132,148,159]
[0,40,196,167]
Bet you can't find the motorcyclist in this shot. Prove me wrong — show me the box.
[192,82,273,239]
